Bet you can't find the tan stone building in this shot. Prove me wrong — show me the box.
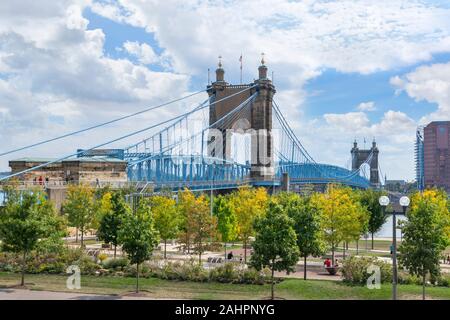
[9,156,127,185]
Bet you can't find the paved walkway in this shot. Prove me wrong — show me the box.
[0,288,156,300]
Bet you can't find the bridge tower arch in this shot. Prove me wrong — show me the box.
[207,56,276,180]
[351,139,380,187]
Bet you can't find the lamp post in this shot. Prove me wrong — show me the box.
[379,195,410,301]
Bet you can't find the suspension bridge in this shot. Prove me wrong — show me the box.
[0,59,379,193]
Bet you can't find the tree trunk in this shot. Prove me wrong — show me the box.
[80,227,84,248]
[199,252,202,265]
[371,233,374,250]
[136,263,140,293]
[331,246,335,264]
[244,239,247,264]
[356,239,359,255]
[422,273,426,300]
[224,242,227,260]
[21,251,27,286]
[164,239,167,259]
[343,243,346,260]
[114,244,117,259]
[75,227,78,243]
[271,264,275,300]
[303,256,307,280]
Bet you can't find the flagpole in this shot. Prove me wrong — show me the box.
[239,53,243,84]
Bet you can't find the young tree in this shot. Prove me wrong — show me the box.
[177,189,196,254]
[399,189,450,300]
[311,185,369,263]
[214,194,238,259]
[0,189,66,286]
[63,184,96,247]
[151,195,180,259]
[189,194,216,264]
[118,198,159,293]
[232,186,268,263]
[97,192,130,258]
[359,189,387,249]
[250,201,300,300]
[277,192,325,280]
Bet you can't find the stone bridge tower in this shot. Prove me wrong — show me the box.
[351,139,380,187]
[206,56,276,180]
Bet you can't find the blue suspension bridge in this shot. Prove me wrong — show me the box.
[0,60,376,193]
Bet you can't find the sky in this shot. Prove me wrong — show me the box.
[1,0,450,181]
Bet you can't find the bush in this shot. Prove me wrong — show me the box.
[341,256,392,285]
[102,257,129,270]
[98,253,108,263]
[436,275,450,287]
[212,263,237,283]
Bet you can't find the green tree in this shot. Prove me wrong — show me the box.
[189,193,216,264]
[0,189,66,286]
[311,185,369,263]
[177,189,196,254]
[359,189,387,249]
[250,201,300,300]
[214,194,238,259]
[232,186,268,263]
[277,192,325,280]
[63,184,96,247]
[118,198,159,293]
[399,189,450,300]
[151,195,180,259]
[97,192,130,258]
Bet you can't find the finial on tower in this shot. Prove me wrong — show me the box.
[215,55,225,82]
[258,53,268,79]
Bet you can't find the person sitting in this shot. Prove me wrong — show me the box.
[324,258,331,268]
[334,259,339,267]
[227,251,234,260]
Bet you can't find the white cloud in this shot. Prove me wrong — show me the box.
[324,112,370,130]
[357,101,376,112]
[123,41,159,65]
[0,0,195,171]
[391,62,450,124]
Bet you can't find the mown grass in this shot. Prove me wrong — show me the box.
[0,272,448,300]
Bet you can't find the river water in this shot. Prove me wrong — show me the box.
[374,214,408,239]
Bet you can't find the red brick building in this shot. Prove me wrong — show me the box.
[423,121,450,192]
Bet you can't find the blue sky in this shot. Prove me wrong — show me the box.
[1,0,450,181]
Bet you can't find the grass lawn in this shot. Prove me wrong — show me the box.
[0,272,449,300]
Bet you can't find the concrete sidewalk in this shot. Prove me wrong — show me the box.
[0,288,156,300]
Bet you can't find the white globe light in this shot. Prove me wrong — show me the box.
[399,196,410,207]
[379,196,390,207]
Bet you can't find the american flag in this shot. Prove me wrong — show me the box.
[239,54,243,83]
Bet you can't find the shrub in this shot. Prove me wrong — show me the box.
[213,263,237,283]
[98,253,108,263]
[341,256,392,285]
[102,257,129,270]
[72,256,101,275]
[436,275,450,287]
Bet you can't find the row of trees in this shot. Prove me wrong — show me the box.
[2,182,448,297]
[250,188,450,299]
